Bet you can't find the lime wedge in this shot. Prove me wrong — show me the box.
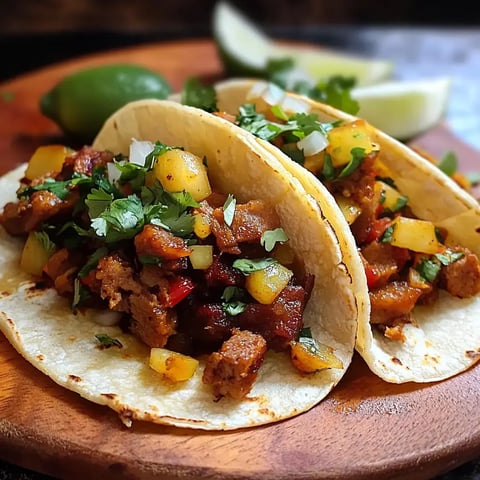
[352,77,452,140]
[213,2,394,86]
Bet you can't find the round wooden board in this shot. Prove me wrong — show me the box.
[0,39,479,480]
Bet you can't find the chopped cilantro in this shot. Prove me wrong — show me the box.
[338,147,366,178]
[33,231,56,255]
[138,254,163,265]
[292,76,360,115]
[321,154,335,180]
[77,247,108,278]
[181,77,218,112]
[437,151,458,177]
[232,257,277,275]
[223,194,236,227]
[261,228,288,252]
[435,249,464,266]
[91,195,145,242]
[380,224,395,243]
[95,333,123,348]
[416,257,441,283]
[221,286,247,316]
[298,327,321,355]
[390,195,409,212]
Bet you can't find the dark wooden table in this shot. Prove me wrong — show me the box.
[0,25,479,480]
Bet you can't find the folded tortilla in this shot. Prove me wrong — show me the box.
[202,78,480,384]
[0,100,360,430]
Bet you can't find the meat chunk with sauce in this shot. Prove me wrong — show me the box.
[134,224,191,260]
[439,247,480,298]
[93,254,176,347]
[196,199,281,255]
[369,280,423,326]
[202,329,267,400]
[0,190,79,236]
[60,146,114,177]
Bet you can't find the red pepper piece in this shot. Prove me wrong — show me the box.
[366,217,391,244]
[167,276,195,307]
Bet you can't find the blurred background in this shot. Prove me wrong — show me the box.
[1,0,479,81]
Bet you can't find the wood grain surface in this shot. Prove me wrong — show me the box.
[0,39,479,480]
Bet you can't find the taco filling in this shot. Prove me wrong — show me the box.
[0,140,342,401]
[187,81,480,342]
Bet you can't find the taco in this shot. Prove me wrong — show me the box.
[181,78,480,384]
[0,99,360,430]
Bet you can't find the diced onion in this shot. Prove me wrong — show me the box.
[281,95,311,114]
[107,162,122,184]
[297,130,329,157]
[259,82,285,106]
[247,81,269,101]
[129,138,154,166]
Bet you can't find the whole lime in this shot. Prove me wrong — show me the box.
[40,64,172,143]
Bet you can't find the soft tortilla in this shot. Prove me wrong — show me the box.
[205,78,480,383]
[0,100,359,430]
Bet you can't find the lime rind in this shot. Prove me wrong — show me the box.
[213,2,394,85]
[352,77,452,139]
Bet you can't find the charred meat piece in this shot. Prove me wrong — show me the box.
[370,280,423,326]
[237,283,308,351]
[439,246,480,298]
[134,224,191,261]
[202,329,267,400]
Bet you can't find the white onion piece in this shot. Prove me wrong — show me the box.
[281,95,311,114]
[260,82,285,106]
[246,81,269,101]
[297,130,329,157]
[91,309,123,326]
[129,138,154,166]
[107,162,122,184]
[282,67,313,90]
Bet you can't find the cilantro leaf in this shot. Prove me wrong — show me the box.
[437,151,458,177]
[261,228,288,252]
[338,147,366,178]
[223,194,236,227]
[77,247,108,278]
[232,257,277,275]
[181,77,218,113]
[416,257,441,283]
[221,286,247,316]
[91,195,144,242]
[85,188,113,218]
[95,334,123,348]
[33,231,56,255]
[292,76,360,115]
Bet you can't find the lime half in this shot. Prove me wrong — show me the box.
[352,77,452,140]
[213,2,394,86]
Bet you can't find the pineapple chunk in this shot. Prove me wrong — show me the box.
[154,149,212,201]
[375,180,408,212]
[24,144,72,181]
[193,213,211,239]
[335,195,362,225]
[326,119,378,168]
[149,348,199,382]
[245,262,293,304]
[20,232,54,276]
[189,245,213,270]
[390,217,444,254]
[290,340,343,372]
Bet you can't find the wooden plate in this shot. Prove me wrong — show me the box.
[0,39,479,480]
